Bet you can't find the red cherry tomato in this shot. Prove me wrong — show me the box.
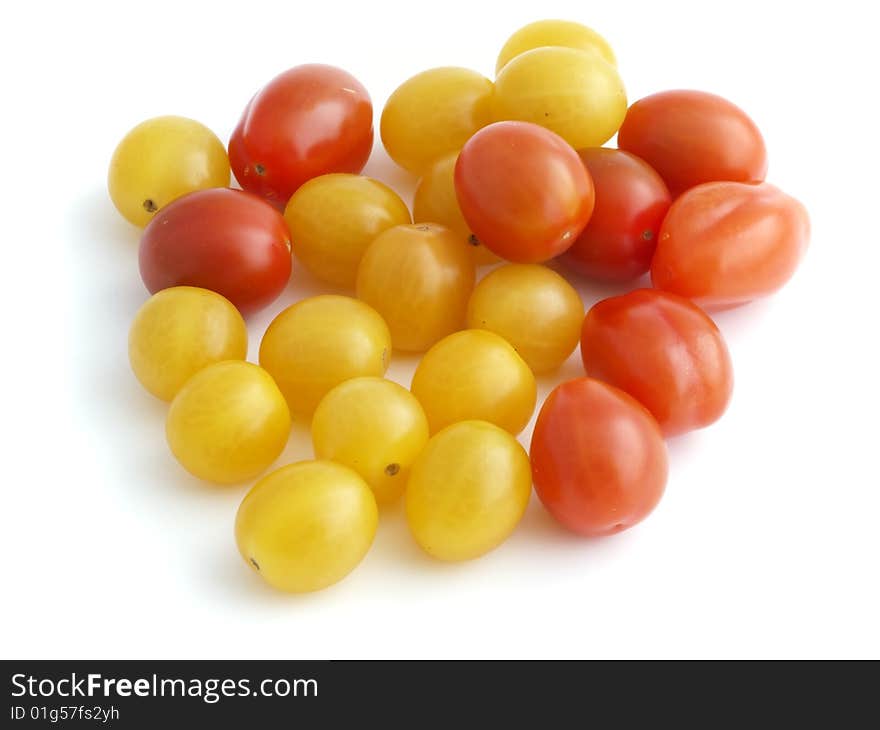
[580,289,733,436]
[228,64,373,206]
[454,121,594,263]
[651,182,810,309]
[562,148,671,281]
[530,377,668,537]
[618,90,768,197]
[139,188,292,315]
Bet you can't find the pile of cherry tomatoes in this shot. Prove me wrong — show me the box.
[111,19,809,593]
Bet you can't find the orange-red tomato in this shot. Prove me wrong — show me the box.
[530,377,668,537]
[139,188,292,315]
[228,65,373,206]
[651,182,810,309]
[562,148,671,281]
[618,90,767,197]
[580,289,733,436]
[454,121,594,263]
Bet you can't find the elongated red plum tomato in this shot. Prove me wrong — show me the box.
[454,121,594,263]
[228,65,373,206]
[530,378,668,537]
[139,188,292,315]
[580,289,733,436]
[563,148,671,281]
[651,182,810,309]
[618,90,768,196]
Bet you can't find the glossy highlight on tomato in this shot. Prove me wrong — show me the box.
[581,289,734,436]
[530,378,668,536]
[651,181,810,309]
[618,90,767,196]
[562,148,671,281]
[138,188,292,315]
[455,121,594,263]
[229,64,373,206]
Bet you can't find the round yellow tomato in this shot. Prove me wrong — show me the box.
[312,377,429,504]
[108,115,230,227]
[166,361,290,484]
[406,420,531,561]
[495,19,617,74]
[494,47,627,149]
[412,153,499,266]
[356,223,475,352]
[259,295,391,417]
[411,329,536,435]
[380,67,494,174]
[466,264,583,374]
[128,287,247,401]
[283,174,411,288]
[236,460,378,593]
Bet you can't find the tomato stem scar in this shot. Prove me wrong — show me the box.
[384,463,400,476]
[143,199,157,212]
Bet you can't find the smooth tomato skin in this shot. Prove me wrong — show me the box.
[139,188,292,315]
[228,65,373,206]
[618,90,767,196]
[454,121,595,263]
[530,378,668,537]
[580,289,733,436]
[562,148,671,281]
[651,182,810,309]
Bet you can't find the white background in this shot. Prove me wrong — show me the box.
[2,0,878,659]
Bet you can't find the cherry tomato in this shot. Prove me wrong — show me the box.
[139,188,291,315]
[108,116,230,227]
[562,148,671,281]
[530,378,668,536]
[618,90,768,196]
[259,295,391,417]
[406,420,532,561]
[381,67,494,174]
[580,289,733,436]
[166,361,291,485]
[356,223,475,352]
[493,47,626,150]
[129,287,247,401]
[236,460,378,593]
[284,173,411,288]
[311,377,429,504]
[411,329,536,435]
[228,65,373,206]
[466,264,583,374]
[455,121,595,263]
[651,182,810,309]
[412,153,499,266]
[496,19,616,74]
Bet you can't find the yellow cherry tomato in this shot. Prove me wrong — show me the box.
[312,377,429,504]
[356,223,475,352]
[412,153,499,267]
[494,47,627,149]
[236,460,378,593]
[259,295,391,417]
[495,19,617,74]
[380,67,494,174]
[406,420,531,561]
[128,287,247,401]
[283,174,411,288]
[108,115,230,227]
[466,264,584,374]
[166,361,290,485]
[411,329,536,435]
